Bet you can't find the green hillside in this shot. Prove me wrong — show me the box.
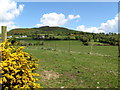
[8,26,80,35]
[8,26,118,46]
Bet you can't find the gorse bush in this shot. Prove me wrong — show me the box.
[0,40,42,89]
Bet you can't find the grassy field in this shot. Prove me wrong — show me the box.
[22,40,118,88]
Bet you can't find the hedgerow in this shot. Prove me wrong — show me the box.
[0,39,42,89]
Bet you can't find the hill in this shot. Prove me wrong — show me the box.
[8,26,83,36]
[7,26,118,46]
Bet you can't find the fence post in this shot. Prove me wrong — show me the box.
[1,26,7,42]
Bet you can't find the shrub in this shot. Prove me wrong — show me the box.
[0,40,42,89]
[83,41,89,46]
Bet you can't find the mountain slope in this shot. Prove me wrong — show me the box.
[8,26,80,35]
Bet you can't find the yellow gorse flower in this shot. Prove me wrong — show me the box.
[0,39,42,89]
[2,77,7,83]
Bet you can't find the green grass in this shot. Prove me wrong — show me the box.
[17,38,118,57]
[23,40,118,88]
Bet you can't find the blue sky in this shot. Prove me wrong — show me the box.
[16,2,117,27]
[0,1,118,33]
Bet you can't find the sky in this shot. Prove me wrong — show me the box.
[0,0,118,33]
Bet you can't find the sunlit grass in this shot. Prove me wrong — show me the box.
[23,40,118,88]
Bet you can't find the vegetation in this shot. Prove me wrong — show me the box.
[8,26,118,46]
[0,39,42,89]
[23,41,118,88]
[4,26,118,88]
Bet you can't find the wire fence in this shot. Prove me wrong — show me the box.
[23,40,118,57]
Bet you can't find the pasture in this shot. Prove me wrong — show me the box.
[21,39,118,88]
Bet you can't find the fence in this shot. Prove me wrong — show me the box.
[1,26,7,42]
[0,26,118,57]
[0,26,7,89]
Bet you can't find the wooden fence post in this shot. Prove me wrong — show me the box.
[1,26,7,42]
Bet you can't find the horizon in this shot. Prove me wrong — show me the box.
[3,25,118,35]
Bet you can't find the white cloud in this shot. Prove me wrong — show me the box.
[77,15,118,33]
[67,15,80,20]
[36,13,117,33]
[77,25,105,33]
[35,24,43,27]
[35,12,80,27]
[118,12,120,20]
[40,13,67,26]
[0,21,19,31]
[0,0,24,32]
[99,15,118,33]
